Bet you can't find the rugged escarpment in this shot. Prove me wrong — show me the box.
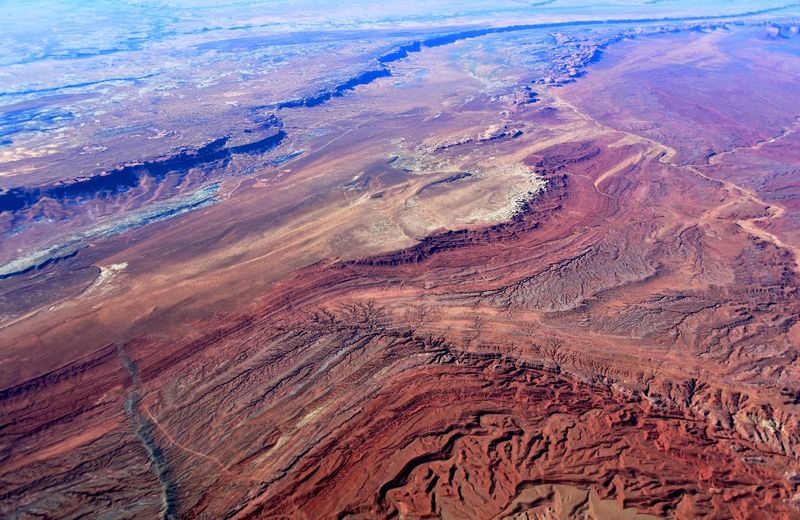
[3,125,799,518]
[3,12,800,520]
[0,117,285,216]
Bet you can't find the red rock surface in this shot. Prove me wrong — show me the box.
[2,23,800,520]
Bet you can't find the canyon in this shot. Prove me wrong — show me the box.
[1,2,800,519]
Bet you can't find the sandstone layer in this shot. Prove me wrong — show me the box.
[2,8,800,520]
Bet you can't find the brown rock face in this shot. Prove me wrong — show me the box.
[2,19,800,520]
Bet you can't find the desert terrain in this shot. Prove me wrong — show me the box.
[2,1,800,518]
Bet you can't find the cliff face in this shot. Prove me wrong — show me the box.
[3,124,799,518]
[2,19,800,520]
